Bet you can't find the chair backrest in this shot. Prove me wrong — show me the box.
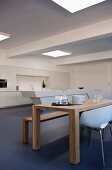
[80,105,112,129]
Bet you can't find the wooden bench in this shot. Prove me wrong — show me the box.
[23,111,69,143]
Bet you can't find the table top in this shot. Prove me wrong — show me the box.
[33,99,112,112]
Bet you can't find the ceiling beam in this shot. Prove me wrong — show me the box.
[53,51,112,65]
[7,18,112,58]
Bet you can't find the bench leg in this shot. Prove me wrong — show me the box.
[23,119,29,143]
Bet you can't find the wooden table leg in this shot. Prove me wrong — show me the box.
[69,109,80,164]
[32,105,40,150]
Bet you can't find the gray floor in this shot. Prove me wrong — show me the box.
[0,105,112,170]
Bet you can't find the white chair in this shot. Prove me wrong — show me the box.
[80,105,112,166]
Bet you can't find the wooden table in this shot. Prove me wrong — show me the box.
[32,99,112,165]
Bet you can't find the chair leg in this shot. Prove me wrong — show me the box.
[102,128,106,139]
[88,129,94,145]
[99,129,105,166]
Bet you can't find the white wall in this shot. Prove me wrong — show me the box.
[70,60,112,99]
[16,75,49,90]
[0,64,70,107]
[0,50,71,107]
[1,46,112,107]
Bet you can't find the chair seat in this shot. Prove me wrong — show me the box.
[80,105,112,166]
[80,121,108,129]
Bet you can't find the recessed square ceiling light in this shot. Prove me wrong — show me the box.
[42,50,71,57]
[51,0,106,13]
[0,32,10,41]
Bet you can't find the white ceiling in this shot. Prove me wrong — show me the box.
[0,0,112,63]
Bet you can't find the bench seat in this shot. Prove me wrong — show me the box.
[23,111,68,143]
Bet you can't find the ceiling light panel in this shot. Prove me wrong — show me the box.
[42,50,71,57]
[52,0,106,13]
[0,32,10,41]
